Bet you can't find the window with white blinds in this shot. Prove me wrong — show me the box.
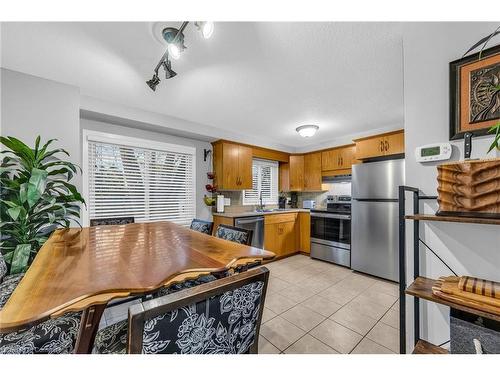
[84,132,196,226]
[242,159,279,206]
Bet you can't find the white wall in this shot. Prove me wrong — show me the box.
[81,119,213,221]
[1,68,81,189]
[403,22,500,352]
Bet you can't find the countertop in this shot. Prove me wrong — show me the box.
[212,208,311,218]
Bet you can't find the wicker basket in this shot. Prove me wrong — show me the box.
[437,158,500,218]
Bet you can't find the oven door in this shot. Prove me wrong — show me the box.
[310,213,325,241]
[323,214,351,249]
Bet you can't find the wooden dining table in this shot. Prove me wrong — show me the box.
[0,221,275,353]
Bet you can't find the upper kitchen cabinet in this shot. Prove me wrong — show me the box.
[212,141,253,190]
[354,130,404,160]
[289,155,304,191]
[321,144,357,171]
[303,152,322,191]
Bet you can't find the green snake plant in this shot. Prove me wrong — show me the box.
[0,136,85,275]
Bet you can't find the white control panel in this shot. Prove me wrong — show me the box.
[415,143,452,162]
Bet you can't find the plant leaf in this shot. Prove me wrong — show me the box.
[10,244,31,274]
[7,206,21,220]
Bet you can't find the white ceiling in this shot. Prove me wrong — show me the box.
[1,22,404,151]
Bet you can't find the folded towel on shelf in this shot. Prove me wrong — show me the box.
[458,276,499,299]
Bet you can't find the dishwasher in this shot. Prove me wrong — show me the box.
[234,216,265,249]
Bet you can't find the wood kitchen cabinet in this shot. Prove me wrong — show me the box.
[289,155,304,191]
[212,141,253,190]
[264,213,298,257]
[321,144,356,171]
[354,130,404,160]
[303,152,322,191]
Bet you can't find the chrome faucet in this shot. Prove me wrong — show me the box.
[257,191,265,211]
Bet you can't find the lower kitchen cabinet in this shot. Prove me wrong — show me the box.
[212,215,234,235]
[264,213,298,257]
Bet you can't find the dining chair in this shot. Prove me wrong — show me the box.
[0,252,83,354]
[90,217,135,226]
[93,267,269,354]
[189,219,214,235]
[214,224,253,245]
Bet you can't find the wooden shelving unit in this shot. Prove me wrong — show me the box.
[406,214,500,226]
[398,186,499,354]
[406,277,500,322]
[412,340,449,354]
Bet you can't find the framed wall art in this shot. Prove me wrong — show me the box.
[450,44,500,140]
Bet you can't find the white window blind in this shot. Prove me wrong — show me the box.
[86,134,196,226]
[243,159,279,206]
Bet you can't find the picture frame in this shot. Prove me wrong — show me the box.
[449,44,500,140]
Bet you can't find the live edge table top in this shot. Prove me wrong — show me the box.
[0,221,275,333]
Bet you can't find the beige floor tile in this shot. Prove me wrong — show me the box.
[278,284,317,303]
[295,275,336,293]
[258,335,281,354]
[267,277,293,294]
[371,280,399,297]
[265,292,297,314]
[318,284,359,305]
[351,338,395,354]
[345,295,389,320]
[366,322,400,353]
[281,305,326,331]
[360,288,398,309]
[261,307,277,323]
[284,334,339,354]
[380,308,399,330]
[390,300,400,312]
[310,319,362,354]
[330,305,378,335]
[260,316,306,351]
[300,295,342,317]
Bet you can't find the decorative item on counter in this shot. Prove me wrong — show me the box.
[449,26,500,140]
[203,195,216,206]
[216,194,225,213]
[290,192,298,208]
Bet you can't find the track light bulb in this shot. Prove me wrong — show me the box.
[146,74,160,91]
[199,21,214,39]
[168,43,181,60]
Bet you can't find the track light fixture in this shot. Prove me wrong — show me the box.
[146,21,214,91]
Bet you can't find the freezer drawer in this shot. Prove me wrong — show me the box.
[310,241,350,267]
[351,200,399,281]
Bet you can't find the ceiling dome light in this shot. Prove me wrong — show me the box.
[195,21,214,39]
[296,125,319,138]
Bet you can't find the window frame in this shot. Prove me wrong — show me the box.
[242,158,279,206]
[82,130,196,226]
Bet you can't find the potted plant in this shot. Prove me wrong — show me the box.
[0,136,84,275]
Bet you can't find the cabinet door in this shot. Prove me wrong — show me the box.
[289,155,304,191]
[279,162,290,192]
[355,137,385,160]
[222,143,240,189]
[238,145,253,189]
[383,132,404,156]
[304,152,322,191]
[264,223,281,256]
[298,212,311,253]
[321,149,341,171]
[281,221,297,255]
[338,145,356,169]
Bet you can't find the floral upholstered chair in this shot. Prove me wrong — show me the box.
[214,224,253,246]
[90,217,135,226]
[189,219,214,235]
[93,267,269,354]
[0,252,83,354]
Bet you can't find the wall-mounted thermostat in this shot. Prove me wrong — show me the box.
[415,143,452,163]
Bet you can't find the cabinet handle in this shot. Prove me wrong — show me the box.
[380,141,384,152]
[385,141,389,151]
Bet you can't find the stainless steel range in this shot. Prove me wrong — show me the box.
[310,195,351,267]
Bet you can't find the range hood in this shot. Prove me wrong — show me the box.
[322,173,352,183]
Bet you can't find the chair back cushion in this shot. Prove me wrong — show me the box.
[0,312,82,354]
[0,252,7,282]
[189,219,214,235]
[129,267,269,354]
[90,217,135,227]
[214,225,252,245]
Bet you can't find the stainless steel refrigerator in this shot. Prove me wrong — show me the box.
[351,159,405,282]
